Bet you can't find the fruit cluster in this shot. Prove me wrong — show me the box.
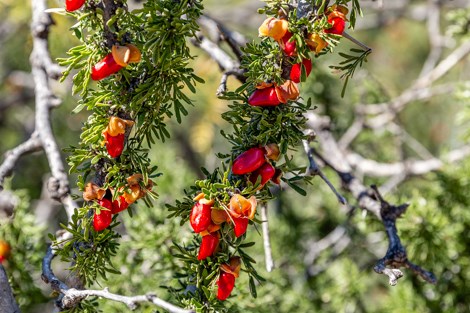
[189,192,256,299]
[91,44,141,81]
[179,4,351,302]
[249,5,348,107]
[84,174,153,232]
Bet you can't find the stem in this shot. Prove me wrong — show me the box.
[343,31,372,52]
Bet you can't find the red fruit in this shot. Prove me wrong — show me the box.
[197,233,219,260]
[233,217,249,237]
[249,163,276,186]
[112,196,129,214]
[190,202,213,233]
[0,240,11,263]
[66,0,87,11]
[280,31,297,56]
[91,53,123,81]
[232,147,266,175]
[290,58,312,83]
[105,133,125,158]
[248,87,281,107]
[94,199,113,231]
[325,17,346,35]
[217,272,236,301]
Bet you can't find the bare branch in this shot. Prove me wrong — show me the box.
[30,0,78,219]
[41,246,192,313]
[371,186,436,285]
[418,0,444,78]
[343,32,373,52]
[0,133,42,189]
[198,15,247,61]
[260,203,274,272]
[346,145,470,177]
[302,137,347,205]
[190,34,245,83]
[0,265,20,313]
[305,113,438,284]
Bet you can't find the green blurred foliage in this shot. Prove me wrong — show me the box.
[1,0,470,312]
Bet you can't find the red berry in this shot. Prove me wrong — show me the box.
[94,199,113,231]
[325,17,346,35]
[105,133,125,158]
[249,162,276,187]
[232,147,266,175]
[0,240,11,263]
[233,217,249,237]
[217,272,236,301]
[91,53,123,81]
[65,0,87,12]
[197,233,219,260]
[190,202,213,233]
[248,87,281,107]
[280,31,297,56]
[111,196,129,214]
[290,58,312,83]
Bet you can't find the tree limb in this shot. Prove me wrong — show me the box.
[0,133,42,189]
[41,245,193,313]
[0,265,20,313]
[30,0,78,219]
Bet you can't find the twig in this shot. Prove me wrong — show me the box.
[198,15,247,61]
[345,145,470,177]
[302,139,347,205]
[41,246,192,312]
[343,31,372,52]
[216,70,244,96]
[371,186,437,285]
[260,203,274,272]
[338,115,364,150]
[0,133,42,189]
[190,34,245,83]
[418,0,443,78]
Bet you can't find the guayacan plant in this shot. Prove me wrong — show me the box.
[51,0,370,311]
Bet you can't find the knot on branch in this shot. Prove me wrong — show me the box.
[47,176,70,202]
[32,11,54,39]
[61,289,87,309]
[370,185,437,285]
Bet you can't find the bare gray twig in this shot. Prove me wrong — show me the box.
[41,246,192,313]
[260,203,274,272]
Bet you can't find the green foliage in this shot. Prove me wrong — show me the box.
[0,189,48,311]
[51,205,121,286]
[330,47,371,96]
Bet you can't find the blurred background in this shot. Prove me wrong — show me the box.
[1,0,470,312]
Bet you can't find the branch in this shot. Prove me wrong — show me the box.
[41,246,192,313]
[305,112,437,284]
[0,265,20,313]
[31,0,78,219]
[418,0,443,78]
[346,145,470,177]
[363,39,470,126]
[193,15,247,94]
[190,34,245,83]
[260,203,274,272]
[0,133,42,189]
[371,186,436,285]
[302,135,347,205]
[198,15,247,61]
